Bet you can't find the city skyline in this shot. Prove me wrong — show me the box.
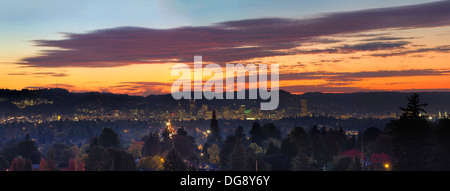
[1,0,450,96]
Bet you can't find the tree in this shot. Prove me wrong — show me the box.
[250,121,265,146]
[163,148,187,171]
[47,159,57,171]
[371,153,391,165]
[98,128,120,149]
[128,141,144,159]
[138,155,164,171]
[39,158,48,171]
[332,156,361,171]
[399,93,428,120]
[247,143,270,171]
[234,125,246,140]
[142,132,163,157]
[261,123,281,140]
[265,141,280,155]
[60,146,82,166]
[362,127,381,145]
[281,126,312,159]
[16,137,41,164]
[429,118,450,170]
[205,110,223,150]
[84,145,105,171]
[10,156,25,171]
[47,143,67,164]
[173,128,198,161]
[291,151,311,171]
[78,161,85,171]
[24,158,32,171]
[67,159,85,171]
[265,153,291,171]
[389,93,430,171]
[101,147,137,171]
[220,135,238,168]
[309,125,320,137]
[68,158,78,171]
[341,149,362,160]
[207,144,220,165]
[228,140,248,171]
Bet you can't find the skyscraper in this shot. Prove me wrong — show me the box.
[301,99,308,117]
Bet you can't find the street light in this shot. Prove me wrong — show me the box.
[384,163,391,171]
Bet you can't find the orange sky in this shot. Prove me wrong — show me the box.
[1,2,450,96]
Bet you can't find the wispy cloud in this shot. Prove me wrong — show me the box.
[17,1,450,68]
[370,45,450,57]
[107,81,173,96]
[8,72,69,77]
[279,69,450,82]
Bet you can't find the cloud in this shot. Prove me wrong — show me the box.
[25,83,75,90]
[107,81,173,96]
[8,72,69,77]
[292,41,411,55]
[279,69,450,82]
[279,69,450,93]
[370,45,450,57]
[17,1,450,68]
[361,36,417,41]
[281,84,373,93]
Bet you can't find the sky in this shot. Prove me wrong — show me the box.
[0,0,449,96]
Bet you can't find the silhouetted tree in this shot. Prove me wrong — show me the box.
[261,123,281,140]
[429,118,450,170]
[309,125,320,137]
[101,147,137,171]
[16,135,41,164]
[291,151,311,171]
[220,135,238,168]
[163,148,187,171]
[281,126,312,158]
[205,110,223,150]
[98,128,120,149]
[389,93,430,171]
[84,145,105,171]
[399,93,428,120]
[228,140,248,171]
[362,127,381,144]
[24,158,32,171]
[249,121,265,146]
[234,125,245,140]
[265,153,291,171]
[47,143,67,164]
[142,132,163,157]
[173,127,198,161]
[265,141,280,155]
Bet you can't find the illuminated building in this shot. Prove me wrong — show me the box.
[345,130,358,138]
[166,119,175,137]
[300,99,308,117]
[189,99,196,116]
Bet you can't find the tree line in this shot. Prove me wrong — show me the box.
[1,93,450,171]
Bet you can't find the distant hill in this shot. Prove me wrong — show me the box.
[0,88,449,116]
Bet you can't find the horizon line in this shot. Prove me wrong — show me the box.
[2,87,450,97]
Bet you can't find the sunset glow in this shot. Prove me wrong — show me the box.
[1,0,449,96]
